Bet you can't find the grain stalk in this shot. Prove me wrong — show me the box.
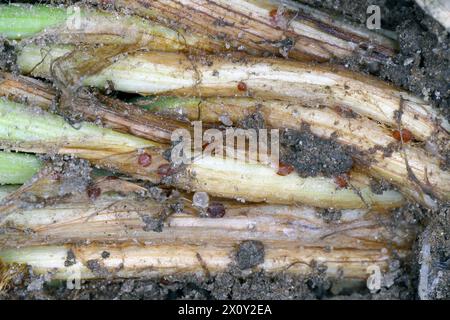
[0,151,42,185]
[0,178,414,280]
[1,73,446,206]
[0,96,406,209]
[0,98,168,182]
[16,46,449,143]
[0,3,218,52]
[136,96,450,205]
[88,0,398,62]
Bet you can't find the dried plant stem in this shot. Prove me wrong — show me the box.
[0,93,405,209]
[0,98,168,182]
[0,180,414,280]
[0,3,219,52]
[0,242,408,280]
[17,46,449,143]
[138,96,450,205]
[89,0,398,62]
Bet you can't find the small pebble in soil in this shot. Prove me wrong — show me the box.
[64,249,77,267]
[193,191,210,209]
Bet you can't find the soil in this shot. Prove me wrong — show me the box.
[0,41,18,74]
[280,126,354,178]
[235,240,265,270]
[315,0,450,118]
[0,0,449,300]
[141,214,165,232]
[0,265,415,300]
[238,112,266,130]
[239,114,354,178]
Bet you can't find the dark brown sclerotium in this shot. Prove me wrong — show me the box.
[207,202,226,218]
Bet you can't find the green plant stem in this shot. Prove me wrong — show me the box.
[0,152,42,185]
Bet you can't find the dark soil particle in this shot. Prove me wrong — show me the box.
[63,250,77,267]
[280,126,353,177]
[414,209,450,299]
[101,251,111,259]
[86,259,110,278]
[235,240,265,270]
[144,185,170,202]
[141,214,164,232]
[238,112,266,130]
[319,209,343,223]
[369,178,395,195]
[333,105,359,119]
[206,202,226,218]
[0,40,18,74]
[40,155,92,196]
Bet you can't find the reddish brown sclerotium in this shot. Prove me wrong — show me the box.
[138,153,152,167]
[237,81,247,91]
[392,129,413,143]
[87,186,102,200]
[334,175,348,188]
[157,163,172,176]
[277,162,295,176]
